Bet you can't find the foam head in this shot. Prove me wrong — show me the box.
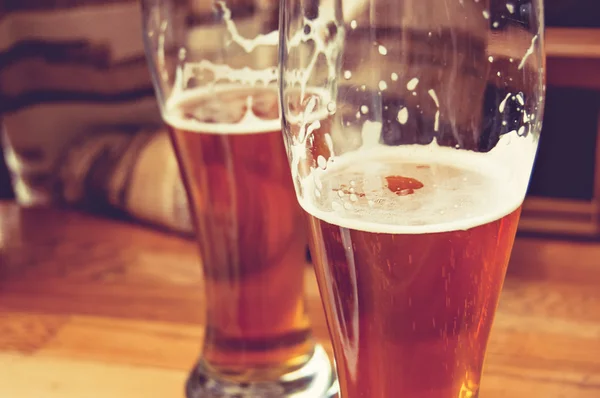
[164,85,281,135]
[299,143,531,234]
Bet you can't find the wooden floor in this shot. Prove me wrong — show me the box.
[0,203,599,397]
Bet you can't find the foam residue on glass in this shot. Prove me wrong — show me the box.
[406,78,419,91]
[518,35,539,70]
[428,89,440,132]
[397,108,408,125]
[218,1,278,52]
[282,0,543,235]
[173,1,279,98]
[281,1,346,186]
[166,1,280,134]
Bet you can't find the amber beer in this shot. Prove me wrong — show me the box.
[165,86,313,377]
[301,147,522,397]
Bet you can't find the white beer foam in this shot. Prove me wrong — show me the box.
[164,85,280,135]
[298,136,535,234]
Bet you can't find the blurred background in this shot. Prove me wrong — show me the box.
[1,0,600,238]
[517,0,600,238]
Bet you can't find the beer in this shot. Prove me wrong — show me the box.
[165,86,313,379]
[300,145,522,397]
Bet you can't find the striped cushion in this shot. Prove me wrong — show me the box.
[0,0,161,205]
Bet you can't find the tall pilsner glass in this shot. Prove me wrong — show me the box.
[279,0,544,396]
[142,0,337,396]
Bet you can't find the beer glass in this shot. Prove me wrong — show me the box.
[279,0,544,396]
[141,0,337,396]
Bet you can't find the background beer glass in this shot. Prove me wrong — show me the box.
[142,0,337,396]
[279,0,544,396]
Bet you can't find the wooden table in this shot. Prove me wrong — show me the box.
[0,202,599,397]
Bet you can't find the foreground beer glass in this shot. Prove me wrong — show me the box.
[279,0,544,396]
[142,1,337,396]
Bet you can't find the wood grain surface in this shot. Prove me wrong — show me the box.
[0,202,599,397]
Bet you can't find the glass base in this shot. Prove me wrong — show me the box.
[185,344,339,398]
